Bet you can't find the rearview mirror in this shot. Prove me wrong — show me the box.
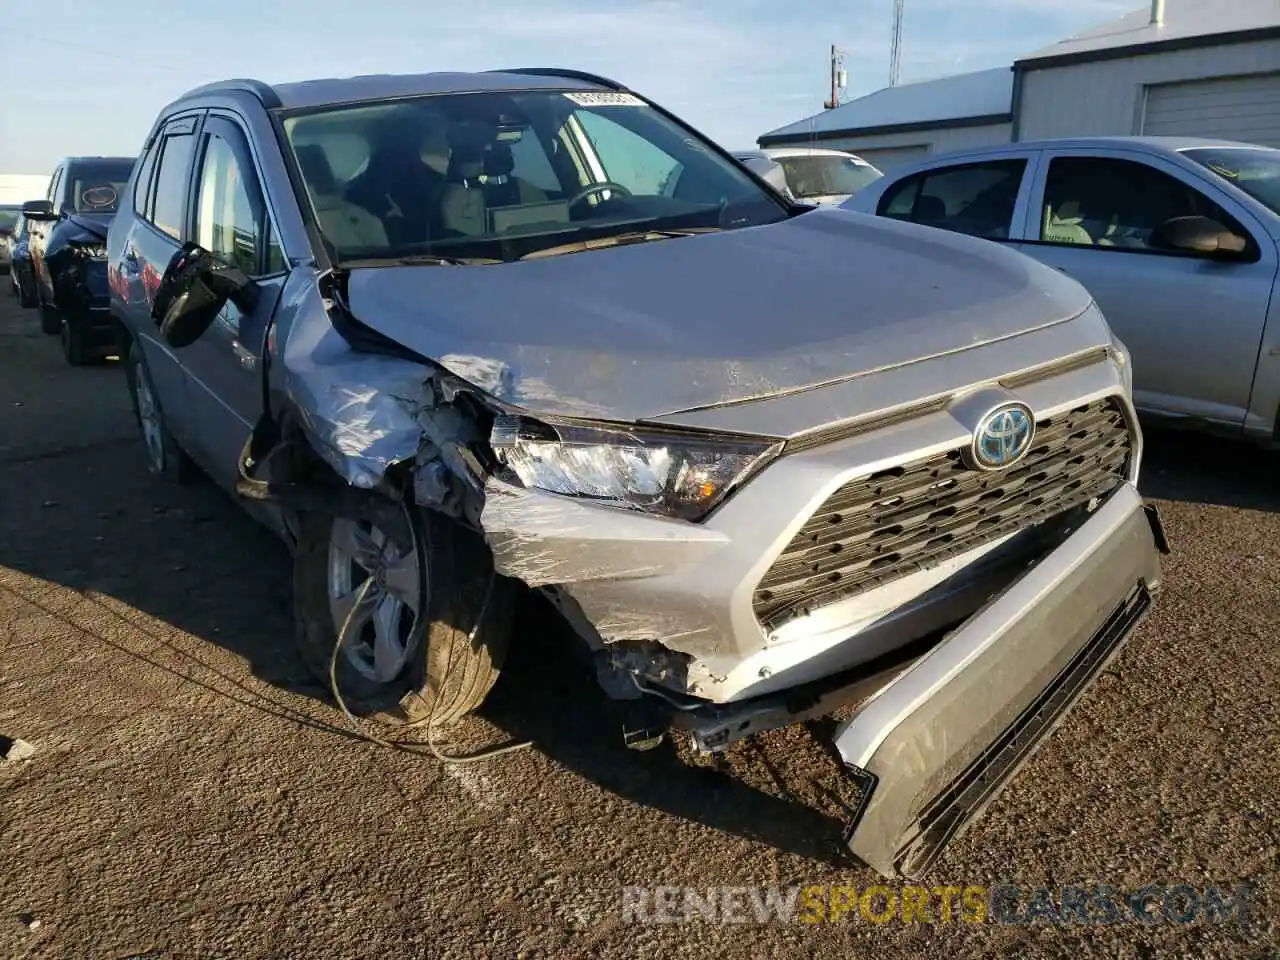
[1150,215,1249,258]
[152,242,258,348]
[21,199,56,221]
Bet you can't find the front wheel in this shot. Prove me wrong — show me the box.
[292,500,513,726]
[61,315,98,366]
[15,273,36,309]
[38,300,60,336]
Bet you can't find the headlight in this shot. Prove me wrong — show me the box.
[490,415,780,521]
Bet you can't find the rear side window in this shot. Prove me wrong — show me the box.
[133,142,158,216]
[150,133,196,239]
[878,159,1026,240]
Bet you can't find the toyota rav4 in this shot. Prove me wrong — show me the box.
[107,69,1168,879]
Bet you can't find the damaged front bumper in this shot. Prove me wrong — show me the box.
[834,482,1164,879]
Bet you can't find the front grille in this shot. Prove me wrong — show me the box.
[754,399,1131,629]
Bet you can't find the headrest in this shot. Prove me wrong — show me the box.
[914,194,946,221]
[295,144,339,197]
[484,142,515,178]
[420,125,450,175]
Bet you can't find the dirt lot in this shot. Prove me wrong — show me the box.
[0,292,1277,959]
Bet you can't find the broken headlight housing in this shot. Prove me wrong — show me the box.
[490,415,781,521]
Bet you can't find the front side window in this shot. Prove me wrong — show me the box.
[282,89,787,263]
[68,160,133,214]
[1183,147,1280,217]
[776,154,883,199]
[1039,156,1249,254]
[878,160,1025,239]
[194,132,284,275]
[151,135,196,239]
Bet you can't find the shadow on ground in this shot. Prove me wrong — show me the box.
[1139,423,1278,513]
[0,430,850,863]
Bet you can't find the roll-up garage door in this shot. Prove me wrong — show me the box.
[1143,73,1280,147]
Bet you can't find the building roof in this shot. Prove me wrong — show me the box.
[1016,0,1280,69]
[758,67,1012,146]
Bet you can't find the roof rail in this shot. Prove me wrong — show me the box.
[174,78,281,108]
[491,67,627,91]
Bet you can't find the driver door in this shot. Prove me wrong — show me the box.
[1015,149,1277,429]
[178,114,287,492]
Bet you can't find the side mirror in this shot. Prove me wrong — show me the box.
[21,199,56,221]
[152,242,258,348]
[1150,215,1249,258]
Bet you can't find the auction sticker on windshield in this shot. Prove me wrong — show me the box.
[80,186,118,209]
[563,92,646,107]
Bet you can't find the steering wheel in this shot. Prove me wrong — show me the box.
[568,182,633,207]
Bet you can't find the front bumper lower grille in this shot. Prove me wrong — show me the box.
[754,399,1132,629]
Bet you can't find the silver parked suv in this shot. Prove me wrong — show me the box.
[107,69,1168,878]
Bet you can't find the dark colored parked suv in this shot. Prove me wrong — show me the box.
[23,156,135,364]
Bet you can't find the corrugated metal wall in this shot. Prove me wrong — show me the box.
[1017,37,1280,140]
[810,121,1013,170]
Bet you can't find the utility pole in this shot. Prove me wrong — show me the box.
[890,0,905,87]
[824,44,847,109]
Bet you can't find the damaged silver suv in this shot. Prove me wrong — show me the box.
[107,70,1169,879]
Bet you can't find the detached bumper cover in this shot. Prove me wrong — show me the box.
[834,483,1163,879]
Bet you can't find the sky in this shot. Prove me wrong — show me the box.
[1,0,1135,174]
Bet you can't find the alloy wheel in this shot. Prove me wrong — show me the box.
[132,358,166,474]
[326,513,425,684]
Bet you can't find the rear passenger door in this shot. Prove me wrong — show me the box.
[117,114,203,447]
[178,114,287,490]
[874,154,1038,242]
[1015,150,1276,427]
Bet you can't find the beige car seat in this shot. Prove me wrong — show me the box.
[439,146,489,237]
[439,140,553,237]
[294,144,388,249]
[1042,199,1093,245]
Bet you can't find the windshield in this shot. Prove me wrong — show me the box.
[282,90,787,263]
[68,161,133,214]
[1184,147,1280,216]
[0,207,19,231]
[776,154,883,199]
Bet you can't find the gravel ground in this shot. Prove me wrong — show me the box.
[0,293,1276,959]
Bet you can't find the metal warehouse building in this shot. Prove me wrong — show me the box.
[756,66,1013,170]
[759,0,1280,165]
[1014,0,1280,145]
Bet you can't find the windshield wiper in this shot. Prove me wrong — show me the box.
[340,253,501,268]
[517,228,719,262]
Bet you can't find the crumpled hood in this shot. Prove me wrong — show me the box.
[64,211,113,241]
[344,206,1092,423]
